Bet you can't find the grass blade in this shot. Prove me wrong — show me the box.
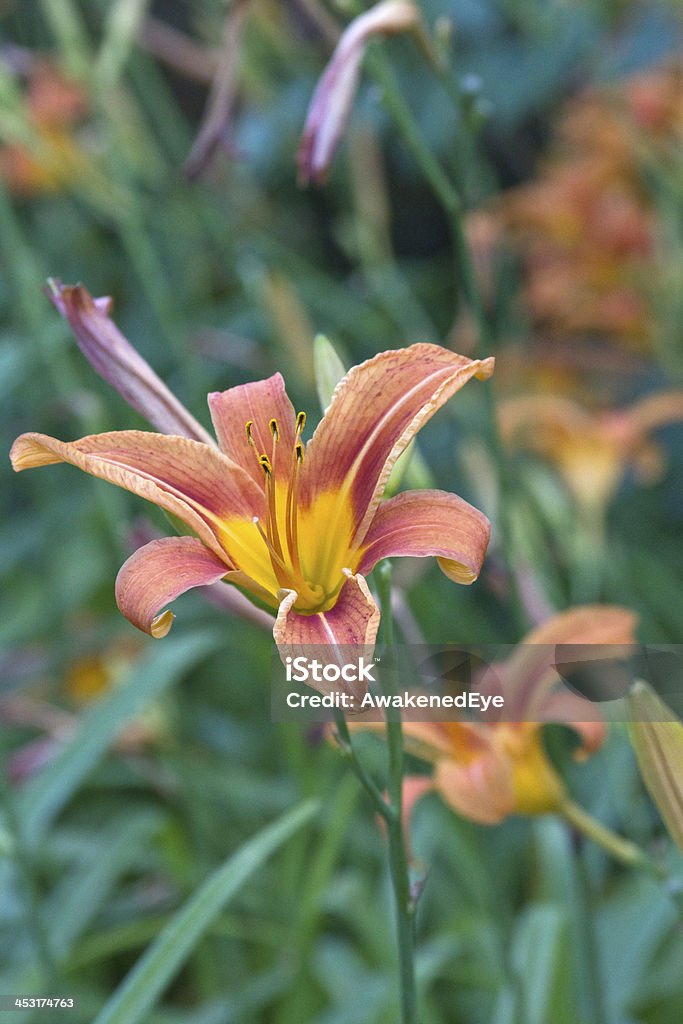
[92,798,320,1024]
[18,630,220,846]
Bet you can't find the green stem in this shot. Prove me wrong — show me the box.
[368,48,529,635]
[574,854,609,1024]
[560,798,663,877]
[332,708,391,823]
[377,562,418,1024]
[569,506,607,605]
[366,49,460,218]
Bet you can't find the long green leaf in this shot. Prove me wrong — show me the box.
[92,799,319,1024]
[19,630,219,846]
[48,811,164,955]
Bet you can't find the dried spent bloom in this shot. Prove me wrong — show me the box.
[355,607,638,825]
[46,282,215,444]
[11,284,493,658]
[498,392,683,513]
[298,0,421,185]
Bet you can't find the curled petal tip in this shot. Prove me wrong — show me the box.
[10,433,61,472]
[150,610,175,639]
[116,536,230,637]
[475,356,495,380]
[439,561,478,585]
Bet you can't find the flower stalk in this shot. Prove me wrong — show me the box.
[559,797,661,876]
[376,561,418,1024]
[331,707,391,822]
[331,560,418,1022]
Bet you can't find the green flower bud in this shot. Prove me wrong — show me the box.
[314,334,348,413]
[629,680,683,852]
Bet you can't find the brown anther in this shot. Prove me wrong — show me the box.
[245,421,254,446]
[295,442,304,463]
[296,411,306,435]
[269,418,279,441]
[259,454,272,475]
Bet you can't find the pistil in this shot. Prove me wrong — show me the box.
[246,411,319,604]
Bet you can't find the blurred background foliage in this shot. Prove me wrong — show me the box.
[1,0,683,1021]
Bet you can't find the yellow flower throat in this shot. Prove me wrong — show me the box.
[218,413,356,614]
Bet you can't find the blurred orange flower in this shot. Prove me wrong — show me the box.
[498,391,683,512]
[487,63,683,349]
[397,606,638,825]
[0,59,89,197]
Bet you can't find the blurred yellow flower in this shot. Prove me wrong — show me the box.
[499,391,683,513]
[65,633,142,705]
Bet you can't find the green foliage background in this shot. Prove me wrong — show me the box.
[1,1,683,1021]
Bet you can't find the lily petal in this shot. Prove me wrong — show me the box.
[434,747,516,825]
[302,344,494,545]
[208,373,297,486]
[624,391,683,437]
[273,570,380,697]
[535,690,607,760]
[402,775,434,825]
[399,721,466,761]
[10,430,263,561]
[274,570,380,647]
[357,489,490,584]
[116,536,229,637]
[498,394,591,449]
[48,281,216,445]
[497,605,638,719]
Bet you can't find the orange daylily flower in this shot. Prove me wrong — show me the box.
[395,607,638,825]
[0,60,90,197]
[485,62,683,350]
[11,284,493,652]
[498,392,683,512]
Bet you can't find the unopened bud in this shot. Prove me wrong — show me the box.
[314,333,348,413]
[629,680,683,853]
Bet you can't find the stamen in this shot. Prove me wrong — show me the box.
[250,409,313,601]
[286,447,303,576]
[252,517,287,572]
[269,419,279,477]
[259,453,284,559]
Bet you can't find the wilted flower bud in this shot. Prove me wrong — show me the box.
[629,680,683,852]
[298,0,421,185]
[47,279,215,444]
